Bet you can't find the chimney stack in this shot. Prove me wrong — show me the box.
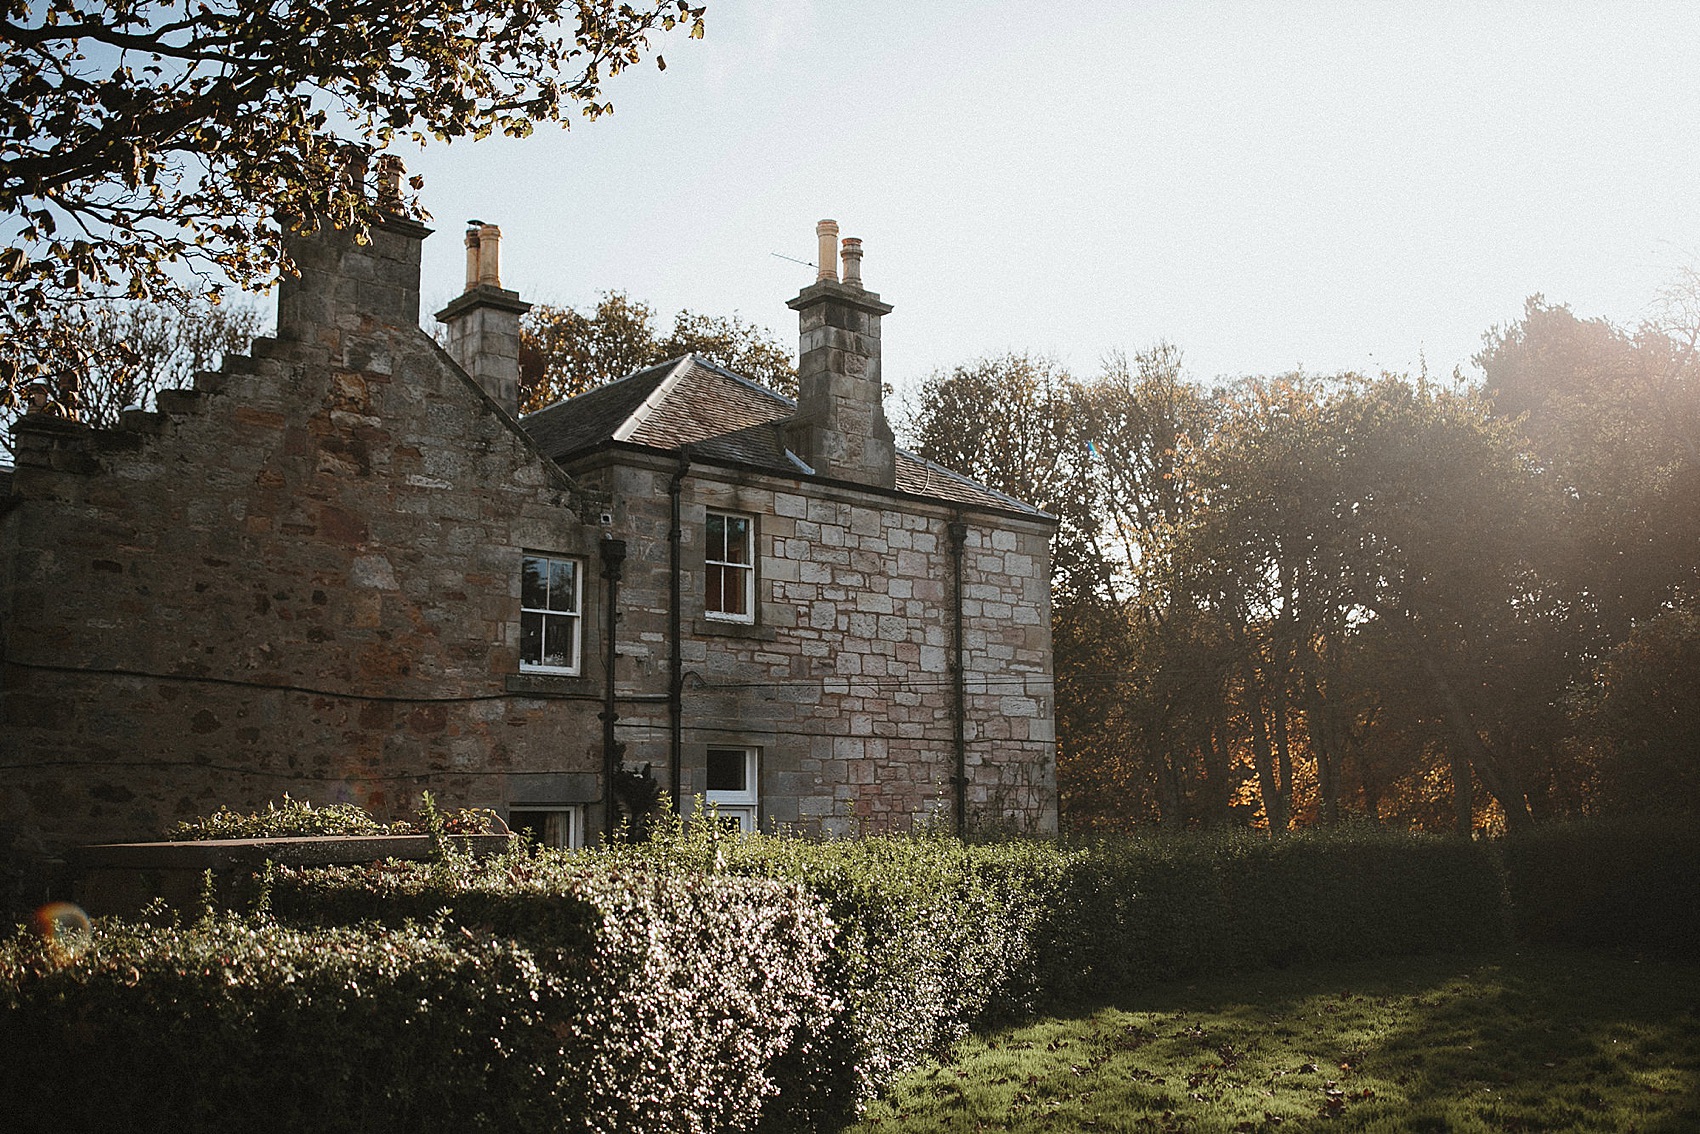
[787,221,896,488]
[277,155,431,345]
[435,221,530,415]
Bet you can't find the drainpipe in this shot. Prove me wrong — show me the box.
[599,536,627,838]
[668,451,692,815]
[947,517,968,838]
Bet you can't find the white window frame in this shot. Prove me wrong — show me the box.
[704,511,756,623]
[520,552,583,674]
[507,805,584,850]
[704,746,759,833]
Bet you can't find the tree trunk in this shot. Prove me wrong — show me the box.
[1312,701,1340,826]
[1245,676,1288,832]
[1200,723,1233,826]
[1417,649,1533,832]
[1272,682,1296,825]
[1450,749,1474,837]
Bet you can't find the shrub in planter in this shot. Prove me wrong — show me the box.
[165,791,494,840]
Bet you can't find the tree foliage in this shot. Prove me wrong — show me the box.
[518,292,795,411]
[1,298,262,454]
[910,281,1700,835]
[1572,603,1700,816]
[1,0,704,411]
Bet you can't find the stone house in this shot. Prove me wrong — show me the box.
[0,209,1056,887]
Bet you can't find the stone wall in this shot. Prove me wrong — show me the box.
[573,452,1057,838]
[0,218,607,877]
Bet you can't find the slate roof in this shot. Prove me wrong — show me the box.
[519,355,1049,519]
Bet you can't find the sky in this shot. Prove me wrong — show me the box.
[401,2,1700,397]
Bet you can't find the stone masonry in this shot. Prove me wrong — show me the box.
[566,449,1056,837]
[0,209,1057,900]
[1,215,609,875]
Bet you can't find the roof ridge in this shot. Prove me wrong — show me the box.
[520,356,677,421]
[612,356,695,443]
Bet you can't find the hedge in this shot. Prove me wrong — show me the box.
[3,915,571,1133]
[8,814,1689,1133]
[595,820,1511,1122]
[5,855,834,1134]
[600,826,1065,1126]
[1025,826,1511,998]
[1499,815,1700,953]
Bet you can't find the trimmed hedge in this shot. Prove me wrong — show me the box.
[1028,827,1511,998]
[1500,815,1700,952]
[602,827,1063,1126]
[10,817,1688,1133]
[3,916,571,1132]
[596,821,1511,1123]
[6,856,834,1134]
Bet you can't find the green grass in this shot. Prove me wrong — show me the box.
[850,948,1700,1133]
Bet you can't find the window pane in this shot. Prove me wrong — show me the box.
[706,564,725,613]
[542,613,574,669]
[548,559,577,612]
[723,565,749,616]
[707,513,726,561]
[522,557,548,610]
[725,516,750,564]
[706,748,747,793]
[521,610,543,666]
[511,809,574,849]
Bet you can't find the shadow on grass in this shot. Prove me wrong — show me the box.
[851,948,1700,1133]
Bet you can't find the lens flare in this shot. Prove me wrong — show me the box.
[33,901,92,951]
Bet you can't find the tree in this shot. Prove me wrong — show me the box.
[2,298,263,455]
[903,353,1109,595]
[1573,602,1700,815]
[906,348,1242,831]
[1477,295,1700,641]
[518,293,796,411]
[1,0,705,409]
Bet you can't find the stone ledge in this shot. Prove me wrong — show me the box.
[70,833,513,917]
[505,672,595,697]
[693,616,779,642]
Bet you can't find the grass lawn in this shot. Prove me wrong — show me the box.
[850,948,1700,1133]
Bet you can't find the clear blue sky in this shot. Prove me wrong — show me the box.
[402,2,1700,395]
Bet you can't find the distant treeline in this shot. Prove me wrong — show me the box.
[906,292,1700,833]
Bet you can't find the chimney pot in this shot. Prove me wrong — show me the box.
[375,155,404,206]
[841,237,863,289]
[463,226,481,292]
[477,223,502,288]
[815,219,839,283]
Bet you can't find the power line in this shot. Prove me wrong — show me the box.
[4,657,1063,700]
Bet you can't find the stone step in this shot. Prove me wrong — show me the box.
[119,409,167,434]
[154,388,206,416]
